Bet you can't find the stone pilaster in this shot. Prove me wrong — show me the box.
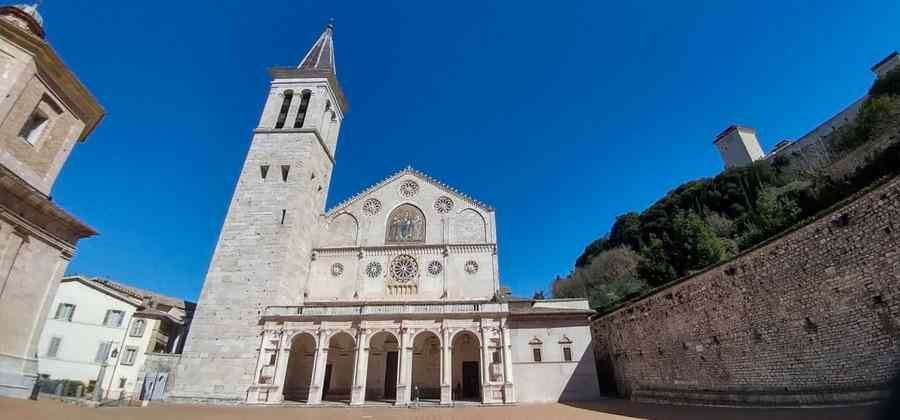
[500,320,515,403]
[440,327,451,404]
[307,330,328,404]
[350,328,368,405]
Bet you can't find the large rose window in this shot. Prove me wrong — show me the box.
[390,254,418,283]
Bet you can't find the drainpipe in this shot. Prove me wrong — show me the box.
[104,313,134,400]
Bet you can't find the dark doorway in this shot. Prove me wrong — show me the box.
[461,361,480,399]
[384,351,398,399]
[322,364,332,400]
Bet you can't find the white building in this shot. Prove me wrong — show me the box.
[37,276,193,399]
[170,23,600,406]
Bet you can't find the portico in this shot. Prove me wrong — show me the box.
[245,302,516,406]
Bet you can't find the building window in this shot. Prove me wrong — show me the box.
[18,110,49,145]
[121,347,138,365]
[266,351,277,366]
[130,319,146,337]
[54,303,76,322]
[118,377,127,389]
[103,310,125,327]
[529,337,543,362]
[532,348,542,362]
[559,335,573,362]
[293,90,311,128]
[94,341,113,363]
[275,90,293,128]
[492,350,501,364]
[46,337,62,358]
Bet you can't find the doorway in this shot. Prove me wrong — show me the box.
[384,351,398,399]
[322,364,332,399]
[461,361,480,399]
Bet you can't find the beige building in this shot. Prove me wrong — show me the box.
[36,276,192,400]
[171,24,599,405]
[0,5,103,398]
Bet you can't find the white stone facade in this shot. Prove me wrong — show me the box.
[171,24,599,406]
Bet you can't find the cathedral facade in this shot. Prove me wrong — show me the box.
[171,24,599,405]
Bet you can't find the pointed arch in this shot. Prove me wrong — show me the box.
[323,212,358,247]
[453,208,486,243]
[385,203,426,244]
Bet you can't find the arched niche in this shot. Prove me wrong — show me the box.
[452,208,486,243]
[323,213,358,247]
[385,204,426,244]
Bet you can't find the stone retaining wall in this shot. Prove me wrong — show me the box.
[591,176,900,406]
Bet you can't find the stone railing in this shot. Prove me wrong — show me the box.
[263,302,508,318]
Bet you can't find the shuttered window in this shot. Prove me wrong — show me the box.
[94,341,112,363]
[47,337,62,358]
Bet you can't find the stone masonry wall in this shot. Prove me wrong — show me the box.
[591,175,900,406]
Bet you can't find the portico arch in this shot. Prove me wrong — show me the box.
[323,331,356,402]
[410,330,441,401]
[283,332,316,401]
[364,330,400,402]
[451,330,481,401]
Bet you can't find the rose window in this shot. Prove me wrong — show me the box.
[362,198,382,216]
[399,180,419,198]
[331,263,344,277]
[390,254,418,283]
[366,261,382,278]
[464,260,479,274]
[427,260,443,275]
[434,196,453,214]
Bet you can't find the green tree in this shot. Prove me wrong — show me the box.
[669,211,732,273]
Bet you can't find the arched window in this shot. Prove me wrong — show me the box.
[275,90,293,129]
[293,90,312,128]
[385,204,426,244]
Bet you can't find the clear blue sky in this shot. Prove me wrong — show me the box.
[48,1,898,301]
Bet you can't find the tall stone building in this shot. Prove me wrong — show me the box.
[172,24,598,405]
[0,4,104,398]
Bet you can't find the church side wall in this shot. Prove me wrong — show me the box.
[591,175,900,407]
[509,318,599,403]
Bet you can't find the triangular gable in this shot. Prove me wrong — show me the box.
[325,166,494,216]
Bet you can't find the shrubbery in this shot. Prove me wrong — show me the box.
[554,75,900,311]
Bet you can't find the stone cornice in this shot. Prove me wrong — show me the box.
[0,20,104,142]
[312,243,497,258]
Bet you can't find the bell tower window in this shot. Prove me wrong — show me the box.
[293,90,312,128]
[19,110,49,145]
[275,90,293,129]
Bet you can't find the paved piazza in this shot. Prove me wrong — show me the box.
[2,398,885,420]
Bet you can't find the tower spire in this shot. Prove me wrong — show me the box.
[298,20,336,74]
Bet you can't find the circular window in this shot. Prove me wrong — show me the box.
[331,263,344,277]
[366,262,382,278]
[434,196,453,214]
[390,254,418,283]
[399,180,419,198]
[427,260,443,275]
[362,198,382,216]
[464,260,479,275]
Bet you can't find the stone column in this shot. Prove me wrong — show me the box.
[307,330,328,404]
[271,331,291,403]
[350,328,368,405]
[480,326,491,404]
[395,327,411,405]
[500,320,515,403]
[440,327,451,404]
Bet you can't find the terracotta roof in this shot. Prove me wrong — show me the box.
[63,275,195,323]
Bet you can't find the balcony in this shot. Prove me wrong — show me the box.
[262,302,508,318]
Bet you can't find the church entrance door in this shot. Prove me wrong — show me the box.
[384,351,398,399]
[461,361,480,399]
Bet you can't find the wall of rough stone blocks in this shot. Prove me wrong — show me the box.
[591,175,900,406]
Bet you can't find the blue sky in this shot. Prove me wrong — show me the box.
[47,1,898,301]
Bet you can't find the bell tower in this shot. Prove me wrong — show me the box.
[172,23,348,402]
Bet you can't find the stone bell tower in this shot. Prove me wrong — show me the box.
[171,23,347,402]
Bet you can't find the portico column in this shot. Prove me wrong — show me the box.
[440,327,451,404]
[307,330,328,404]
[479,326,491,403]
[396,328,412,405]
[500,321,515,403]
[271,331,291,403]
[350,328,368,405]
